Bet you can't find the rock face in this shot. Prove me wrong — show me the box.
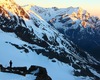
[29,66,52,80]
[0,0,29,19]
[0,0,100,80]
[28,5,100,61]
[0,64,52,80]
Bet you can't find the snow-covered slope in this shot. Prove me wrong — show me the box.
[0,0,100,80]
[26,5,100,61]
[0,31,100,80]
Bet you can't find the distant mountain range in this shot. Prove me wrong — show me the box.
[24,5,100,61]
[0,0,100,80]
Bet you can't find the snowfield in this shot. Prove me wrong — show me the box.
[0,30,95,80]
[0,30,74,80]
[0,72,36,80]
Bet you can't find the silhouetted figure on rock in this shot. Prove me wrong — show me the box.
[9,60,12,72]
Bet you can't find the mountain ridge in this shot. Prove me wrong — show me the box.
[0,0,100,80]
[26,5,100,61]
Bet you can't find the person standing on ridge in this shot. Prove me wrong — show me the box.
[10,60,12,68]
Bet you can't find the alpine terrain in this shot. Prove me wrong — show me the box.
[26,5,100,61]
[0,0,100,80]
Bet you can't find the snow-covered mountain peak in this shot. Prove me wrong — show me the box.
[28,5,100,61]
[23,4,35,10]
[25,5,90,21]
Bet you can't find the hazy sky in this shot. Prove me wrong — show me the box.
[15,0,100,17]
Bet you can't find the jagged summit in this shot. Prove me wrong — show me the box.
[0,0,29,19]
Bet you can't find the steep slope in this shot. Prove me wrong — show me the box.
[0,0,100,80]
[26,5,100,61]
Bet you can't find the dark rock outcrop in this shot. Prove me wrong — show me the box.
[0,64,52,80]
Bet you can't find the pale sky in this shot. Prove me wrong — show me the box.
[15,0,100,18]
